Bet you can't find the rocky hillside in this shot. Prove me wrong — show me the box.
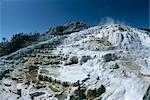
[0,24,149,100]
[0,22,88,57]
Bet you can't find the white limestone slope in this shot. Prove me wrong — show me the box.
[0,24,149,100]
[51,24,150,100]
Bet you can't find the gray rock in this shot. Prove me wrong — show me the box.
[17,89,21,97]
[80,55,91,65]
[65,56,78,65]
[70,86,86,100]
[102,53,118,62]
[143,86,150,100]
[0,70,5,80]
[29,92,45,99]
[86,85,105,100]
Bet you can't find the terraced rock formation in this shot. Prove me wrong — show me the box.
[0,24,149,100]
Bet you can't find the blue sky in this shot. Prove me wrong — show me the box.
[0,0,149,41]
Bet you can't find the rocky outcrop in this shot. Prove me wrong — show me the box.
[80,55,91,65]
[65,56,79,65]
[29,92,45,99]
[48,22,88,35]
[70,83,106,100]
[85,85,105,100]
[70,85,86,100]
[102,53,118,62]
